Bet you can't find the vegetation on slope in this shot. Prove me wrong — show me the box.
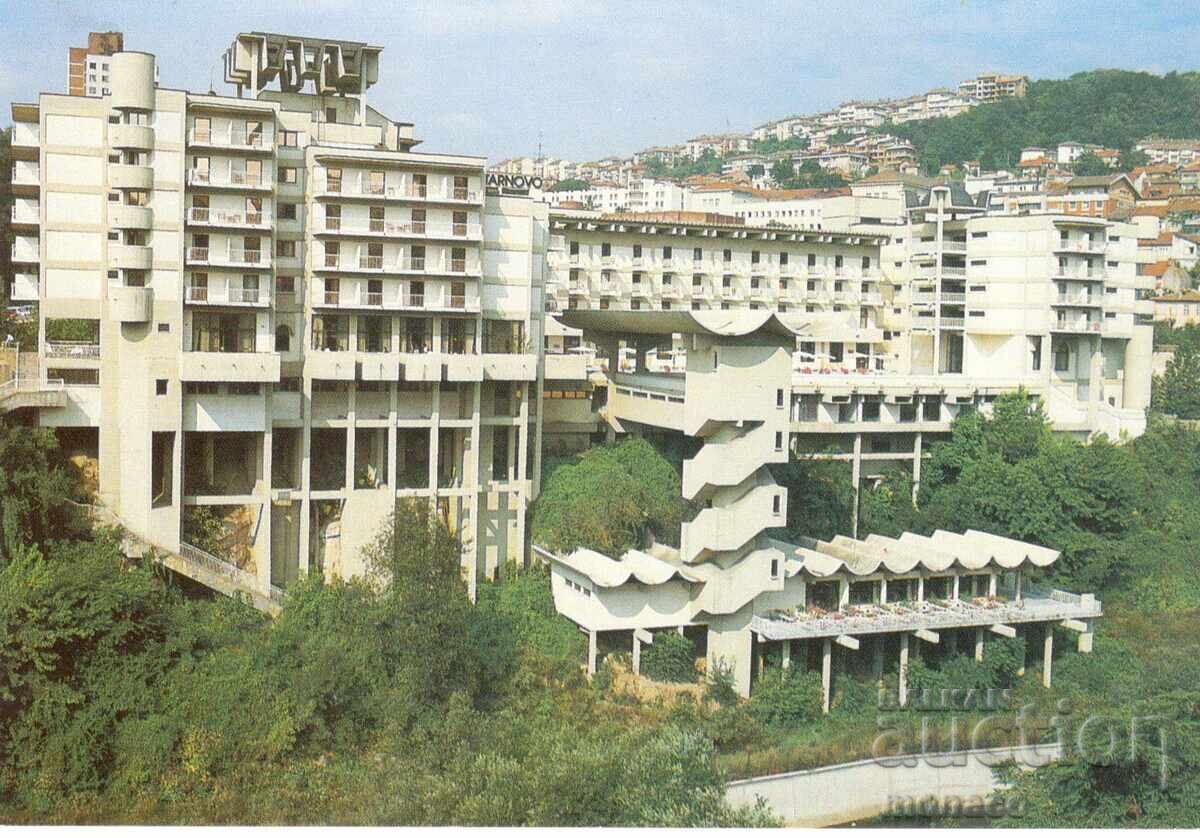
[887,69,1200,172]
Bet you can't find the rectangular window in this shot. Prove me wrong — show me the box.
[280,166,298,184]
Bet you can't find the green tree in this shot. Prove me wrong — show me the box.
[532,437,692,555]
[1119,147,1151,171]
[769,159,794,184]
[0,423,87,563]
[1072,151,1111,176]
[1152,343,1200,419]
[549,178,589,192]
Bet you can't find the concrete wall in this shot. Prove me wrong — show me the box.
[725,743,1061,826]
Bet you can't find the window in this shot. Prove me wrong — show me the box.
[228,383,260,396]
[157,323,170,333]
[1054,341,1070,372]
[275,324,292,352]
[279,166,298,184]
[694,247,703,261]
[190,312,255,353]
[324,106,338,124]
[185,382,219,395]
[155,379,168,396]
[278,202,297,221]
[311,314,350,351]
[276,239,296,258]
[774,431,784,452]
[325,167,342,193]
[601,242,611,257]
[280,130,299,147]
[368,171,386,195]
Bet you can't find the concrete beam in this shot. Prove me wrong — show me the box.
[835,634,860,651]
[989,623,1017,639]
[635,628,655,644]
[822,638,832,714]
[913,628,939,644]
[1059,618,1088,633]
[1043,627,1053,688]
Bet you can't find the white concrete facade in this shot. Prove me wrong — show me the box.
[10,32,547,602]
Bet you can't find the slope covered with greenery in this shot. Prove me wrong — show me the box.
[887,69,1200,173]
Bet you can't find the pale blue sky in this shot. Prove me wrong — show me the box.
[1,0,1196,162]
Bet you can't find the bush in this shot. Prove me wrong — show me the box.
[747,669,823,726]
[705,659,739,708]
[640,631,697,683]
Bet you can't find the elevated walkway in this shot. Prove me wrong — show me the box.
[0,377,67,414]
[73,501,283,616]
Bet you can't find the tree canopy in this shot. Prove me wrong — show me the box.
[887,69,1200,173]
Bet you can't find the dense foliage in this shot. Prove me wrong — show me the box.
[532,437,692,555]
[0,485,775,825]
[1152,323,1200,419]
[640,631,698,683]
[887,69,1200,172]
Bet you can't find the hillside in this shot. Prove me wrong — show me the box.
[886,69,1200,172]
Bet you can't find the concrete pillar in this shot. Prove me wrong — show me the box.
[850,433,862,538]
[946,630,958,657]
[358,62,368,127]
[757,640,766,680]
[839,578,850,608]
[975,626,984,662]
[587,630,597,677]
[1017,628,1026,676]
[911,432,922,503]
[988,573,998,597]
[1077,620,1094,654]
[632,631,641,675]
[898,634,909,707]
[782,639,792,670]
[1015,570,1023,602]
[822,638,832,714]
[879,578,887,603]
[873,637,884,686]
[917,576,925,602]
[677,625,685,636]
[1043,626,1053,688]
[344,385,356,491]
[952,574,960,601]
[707,618,754,698]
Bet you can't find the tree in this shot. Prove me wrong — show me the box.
[0,423,88,564]
[532,437,692,555]
[549,178,589,192]
[1072,151,1111,176]
[1152,343,1200,419]
[1119,147,1151,171]
[769,159,794,185]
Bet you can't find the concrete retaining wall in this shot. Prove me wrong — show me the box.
[725,743,1061,826]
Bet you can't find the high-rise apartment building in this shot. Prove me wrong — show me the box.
[68,32,125,98]
[8,32,547,604]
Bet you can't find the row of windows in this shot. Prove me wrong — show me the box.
[571,240,872,268]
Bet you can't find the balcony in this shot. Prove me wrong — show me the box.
[315,180,480,203]
[321,218,482,240]
[187,247,269,269]
[911,290,936,304]
[179,352,281,383]
[11,161,39,187]
[188,128,274,151]
[187,170,272,190]
[661,284,682,299]
[1054,293,1102,307]
[11,121,39,151]
[12,273,39,301]
[109,124,154,150]
[185,284,269,307]
[11,235,39,263]
[109,205,153,230]
[108,286,154,323]
[1055,239,1106,255]
[720,285,743,301]
[10,200,39,226]
[45,341,101,360]
[940,317,966,329]
[109,244,153,271]
[110,164,154,191]
[1052,318,1101,333]
[940,291,966,303]
[630,283,651,298]
[187,207,271,229]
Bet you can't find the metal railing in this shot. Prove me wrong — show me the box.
[45,341,100,359]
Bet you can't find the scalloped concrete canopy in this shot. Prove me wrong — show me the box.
[560,309,808,339]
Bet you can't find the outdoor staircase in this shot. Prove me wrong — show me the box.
[74,501,283,616]
[0,377,67,414]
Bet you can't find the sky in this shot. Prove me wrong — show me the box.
[1,0,1197,164]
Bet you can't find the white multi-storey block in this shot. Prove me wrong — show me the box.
[6,32,548,606]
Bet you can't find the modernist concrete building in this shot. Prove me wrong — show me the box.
[6,31,549,603]
[537,310,1100,701]
[540,188,1156,508]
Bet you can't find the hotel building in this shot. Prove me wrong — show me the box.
[541,188,1156,505]
[6,32,548,605]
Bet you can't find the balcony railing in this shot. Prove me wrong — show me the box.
[1054,318,1102,333]
[189,128,273,149]
[228,249,264,265]
[46,341,100,359]
[187,207,270,227]
[359,255,385,270]
[363,291,384,306]
[185,285,266,305]
[940,317,966,329]
[187,170,271,189]
[940,291,967,303]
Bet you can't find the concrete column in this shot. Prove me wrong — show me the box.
[839,578,850,608]
[975,626,984,662]
[1017,628,1026,676]
[1015,570,1023,602]
[879,578,887,603]
[1043,626,1053,688]
[387,383,398,489]
[898,634,909,707]
[911,432,922,503]
[358,62,368,127]
[782,639,792,670]
[429,384,441,492]
[822,638,832,714]
[587,630,597,677]
[952,574,960,601]
[873,637,884,686]
[1077,620,1094,654]
[946,630,958,657]
[259,410,273,592]
[757,640,766,680]
[988,573,998,597]
[632,631,641,675]
[917,576,925,602]
[677,625,685,636]
[299,375,313,575]
[344,385,356,491]
[850,433,863,538]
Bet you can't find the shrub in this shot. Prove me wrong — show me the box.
[640,631,697,683]
[705,659,739,708]
[747,669,823,726]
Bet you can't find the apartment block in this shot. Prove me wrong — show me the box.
[538,310,1100,700]
[7,32,546,604]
